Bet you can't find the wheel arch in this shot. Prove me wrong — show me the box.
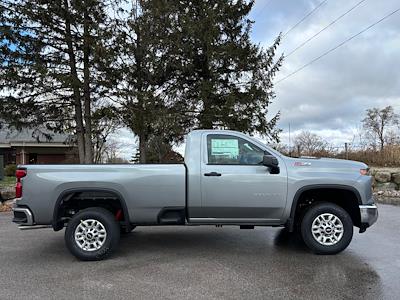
[52,187,130,231]
[287,184,362,232]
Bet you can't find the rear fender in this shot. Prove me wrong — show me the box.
[52,188,130,231]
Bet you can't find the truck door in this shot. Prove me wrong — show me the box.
[199,133,287,222]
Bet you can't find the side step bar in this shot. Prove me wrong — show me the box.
[18,225,52,230]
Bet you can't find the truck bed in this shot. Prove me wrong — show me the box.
[18,164,186,224]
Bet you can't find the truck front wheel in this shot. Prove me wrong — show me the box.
[300,202,353,254]
[65,207,120,261]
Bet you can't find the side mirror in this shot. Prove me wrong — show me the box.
[263,155,280,174]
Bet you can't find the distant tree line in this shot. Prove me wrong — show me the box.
[0,0,283,163]
[276,106,400,166]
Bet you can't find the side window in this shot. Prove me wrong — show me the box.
[207,134,267,165]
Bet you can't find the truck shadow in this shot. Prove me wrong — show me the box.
[272,228,309,252]
[114,227,384,298]
[118,227,309,254]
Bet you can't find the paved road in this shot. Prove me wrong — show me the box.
[0,204,399,300]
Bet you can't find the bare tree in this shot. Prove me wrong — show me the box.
[96,139,129,164]
[385,129,400,146]
[362,106,399,151]
[294,131,329,156]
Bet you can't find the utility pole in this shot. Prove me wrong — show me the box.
[345,142,349,160]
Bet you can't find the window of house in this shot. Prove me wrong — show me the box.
[207,134,267,165]
[28,153,38,164]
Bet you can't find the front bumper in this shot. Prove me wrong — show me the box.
[359,204,378,231]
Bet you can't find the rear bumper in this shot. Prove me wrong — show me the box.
[12,207,34,226]
[359,204,378,231]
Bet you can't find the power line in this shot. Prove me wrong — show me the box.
[275,7,400,85]
[286,0,368,58]
[283,0,330,38]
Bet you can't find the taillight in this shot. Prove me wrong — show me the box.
[15,182,23,198]
[15,168,27,198]
[16,169,27,179]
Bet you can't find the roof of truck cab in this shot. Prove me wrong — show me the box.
[187,129,266,141]
[189,129,248,134]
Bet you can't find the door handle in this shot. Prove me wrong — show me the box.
[204,172,222,177]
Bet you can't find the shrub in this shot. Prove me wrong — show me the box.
[335,145,400,167]
[4,164,17,177]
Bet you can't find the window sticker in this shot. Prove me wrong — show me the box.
[211,139,239,158]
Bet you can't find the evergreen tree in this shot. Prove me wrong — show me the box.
[115,1,191,163]
[0,0,120,163]
[170,0,283,141]
[1,0,283,165]
[119,0,282,164]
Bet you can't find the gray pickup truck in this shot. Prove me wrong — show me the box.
[13,130,378,260]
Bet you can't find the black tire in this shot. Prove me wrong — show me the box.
[300,202,353,255]
[65,207,120,261]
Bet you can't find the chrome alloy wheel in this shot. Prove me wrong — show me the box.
[311,213,344,246]
[74,219,107,251]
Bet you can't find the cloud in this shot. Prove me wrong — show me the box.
[251,0,400,145]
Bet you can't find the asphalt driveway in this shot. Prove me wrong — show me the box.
[0,204,399,299]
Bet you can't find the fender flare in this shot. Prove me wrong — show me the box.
[287,184,362,232]
[52,187,130,231]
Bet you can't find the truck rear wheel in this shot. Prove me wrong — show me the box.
[300,202,353,254]
[65,207,120,261]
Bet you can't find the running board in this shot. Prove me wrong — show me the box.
[18,225,52,230]
[188,218,281,225]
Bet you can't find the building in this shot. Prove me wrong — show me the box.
[0,127,77,166]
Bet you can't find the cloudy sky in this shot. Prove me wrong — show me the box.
[251,0,400,147]
[115,0,400,159]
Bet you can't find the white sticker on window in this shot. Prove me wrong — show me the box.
[211,139,239,158]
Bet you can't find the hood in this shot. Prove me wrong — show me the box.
[285,156,368,172]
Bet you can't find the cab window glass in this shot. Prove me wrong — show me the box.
[207,134,266,165]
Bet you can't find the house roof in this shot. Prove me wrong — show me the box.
[0,127,74,148]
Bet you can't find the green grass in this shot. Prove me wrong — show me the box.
[0,176,16,189]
